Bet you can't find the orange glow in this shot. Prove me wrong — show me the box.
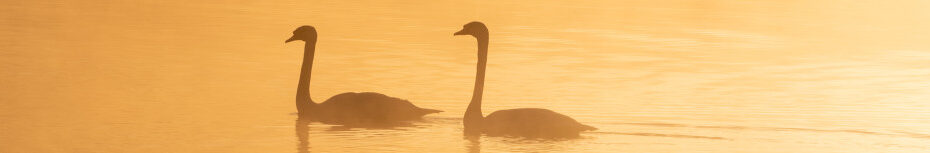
[2,0,930,152]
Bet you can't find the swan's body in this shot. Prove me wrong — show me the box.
[482,108,596,137]
[286,26,441,126]
[454,22,595,138]
[304,92,441,125]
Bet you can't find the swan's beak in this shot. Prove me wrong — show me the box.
[453,29,467,36]
[285,35,298,43]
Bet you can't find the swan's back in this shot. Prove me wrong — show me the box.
[482,108,596,138]
[307,92,441,126]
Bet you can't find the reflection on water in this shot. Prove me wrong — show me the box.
[466,136,480,153]
[3,0,930,153]
[296,119,310,153]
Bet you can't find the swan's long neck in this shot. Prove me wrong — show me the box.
[296,40,318,114]
[464,34,488,134]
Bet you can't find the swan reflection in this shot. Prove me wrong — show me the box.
[295,119,310,153]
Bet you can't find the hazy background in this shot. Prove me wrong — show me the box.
[2,0,930,152]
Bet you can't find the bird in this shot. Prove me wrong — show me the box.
[285,25,441,127]
[453,21,596,138]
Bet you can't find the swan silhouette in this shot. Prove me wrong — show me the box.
[454,22,596,138]
[285,25,441,126]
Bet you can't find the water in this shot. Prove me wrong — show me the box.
[2,0,930,152]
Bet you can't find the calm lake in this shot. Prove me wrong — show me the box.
[2,0,930,152]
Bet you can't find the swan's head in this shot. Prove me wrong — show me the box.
[453,21,488,38]
[286,25,318,43]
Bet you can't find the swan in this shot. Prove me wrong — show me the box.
[285,25,441,126]
[453,22,596,138]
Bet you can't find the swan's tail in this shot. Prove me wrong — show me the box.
[419,108,443,114]
[580,124,598,131]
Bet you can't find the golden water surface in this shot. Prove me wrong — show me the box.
[2,0,930,152]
